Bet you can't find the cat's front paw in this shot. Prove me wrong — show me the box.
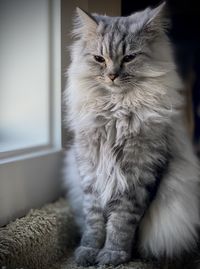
[75,246,100,266]
[96,248,130,265]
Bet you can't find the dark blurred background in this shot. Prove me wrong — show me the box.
[122,0,200,155]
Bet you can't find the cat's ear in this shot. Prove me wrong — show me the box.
[72,7,98,38]
[144,2,170,36]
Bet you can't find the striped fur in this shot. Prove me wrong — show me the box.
[63,3,200,266]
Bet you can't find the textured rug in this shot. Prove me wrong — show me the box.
[0,199,198,269]
[0,199,78,269]
[51,257,160,269]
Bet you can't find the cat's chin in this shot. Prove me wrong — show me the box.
[105,84,126,93]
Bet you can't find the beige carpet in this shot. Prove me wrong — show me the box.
[0,199,78,269]
[0,199,198,269]
[51,256,160,269]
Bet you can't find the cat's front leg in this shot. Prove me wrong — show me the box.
[75,191,105,266]
[97,195,144,266]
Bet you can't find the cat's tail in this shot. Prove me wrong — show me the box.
[138,148,200,258]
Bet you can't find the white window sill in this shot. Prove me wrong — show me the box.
[0,148,63,227]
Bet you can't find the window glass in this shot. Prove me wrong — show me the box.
[0,0,50,152]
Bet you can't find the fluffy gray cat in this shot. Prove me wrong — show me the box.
[63,2,200,266]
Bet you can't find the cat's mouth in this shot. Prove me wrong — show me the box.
[105,82,124,92]
[97,76,124,92]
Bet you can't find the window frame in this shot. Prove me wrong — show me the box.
[0,0,62,226]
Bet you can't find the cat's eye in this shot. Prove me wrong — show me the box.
[94,55,105,63]
[122,54,137,63]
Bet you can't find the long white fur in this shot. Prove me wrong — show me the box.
[139,125,200,257]
[63,4,200,259]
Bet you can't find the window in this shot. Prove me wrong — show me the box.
[0,0,62,226]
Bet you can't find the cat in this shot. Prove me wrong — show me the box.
[63,2,200,266]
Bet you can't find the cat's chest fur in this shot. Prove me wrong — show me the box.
[74,96,165,203]
[74,93,165,160]
[75,93,153,142]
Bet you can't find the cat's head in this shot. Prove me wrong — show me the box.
[70,2,174,93]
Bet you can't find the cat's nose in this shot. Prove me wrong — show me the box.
[108,73,119,81]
